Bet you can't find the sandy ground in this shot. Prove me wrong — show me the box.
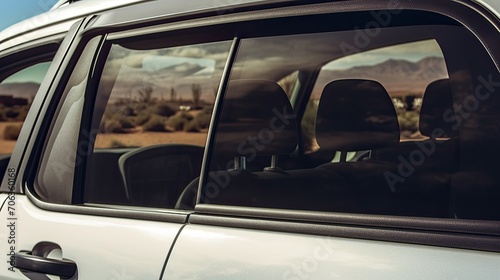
[94,130,208,148]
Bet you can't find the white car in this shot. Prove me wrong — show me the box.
[0,0,499,279]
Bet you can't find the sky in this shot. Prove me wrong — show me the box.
[3,62,51,84]
[0,0,58,31]
[0,0,57,84]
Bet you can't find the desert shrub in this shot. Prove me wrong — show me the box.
[134,112,151,126]
[167,116,187,131]
[184,121,200,132]
[121,106,136,117]
[119,117,135,129]
[15,106,30,122]
[178,111,193,121]
[110,139,128,148]
[102,110,121,122]
[4,108,19,119]
[0,108,6,121]
[398,110,419,132]
[142,116,168,132]
[155,103,176,117]
[191,108,212,129]
[3,124,22,140]
[100,120,125,133]
[167,112,193,131]
[134,102,148,112]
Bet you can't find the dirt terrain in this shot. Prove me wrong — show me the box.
[0,122,21,154]
[94,130,208,148]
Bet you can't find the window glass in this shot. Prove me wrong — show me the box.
[84,40,231,208]
[0,62,50,154]
[206,24,500,221]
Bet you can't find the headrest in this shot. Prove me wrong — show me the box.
[419,79,457,138]
[316,79,400,151]
[214,79,297,156]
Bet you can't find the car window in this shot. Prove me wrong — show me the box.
[34,35,232,206]
[205,23,500,221]
[0,62,50,155]
[83,39,232,207]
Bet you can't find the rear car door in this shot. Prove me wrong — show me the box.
[162,1,500,279]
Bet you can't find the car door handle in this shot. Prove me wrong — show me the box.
[14,241,77,279]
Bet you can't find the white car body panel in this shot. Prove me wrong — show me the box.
[475,0,500,19]
[165,224,500,279]
[0,0,150,53]
[0,194,182,279]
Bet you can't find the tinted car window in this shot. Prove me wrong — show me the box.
[83,39,232,207]
[205,23,500,221]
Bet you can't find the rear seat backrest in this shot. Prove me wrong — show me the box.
[419,79,458,139]
[414,79,458,217]
[316,79,400,153]
[373,78,459,165]
[417,78,459,171]
[371,78,458,217]
[179,79,300,209]
[202,79,358,212]
[306,79,397,165]
[213,79,298,170]
[315,79,400,214]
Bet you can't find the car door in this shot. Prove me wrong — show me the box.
[162,1,500,279]
[0,18,195,279]
[0,0,246,272]
[0,1,278,278]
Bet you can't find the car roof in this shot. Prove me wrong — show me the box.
[0,0,286,58]
[0,0,151,56]
[0,0,497,58]
[474,0,500,19]
[86,0,499,33]
[90,0,290,29]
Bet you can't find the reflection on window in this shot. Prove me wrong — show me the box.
[94,42,231,148]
